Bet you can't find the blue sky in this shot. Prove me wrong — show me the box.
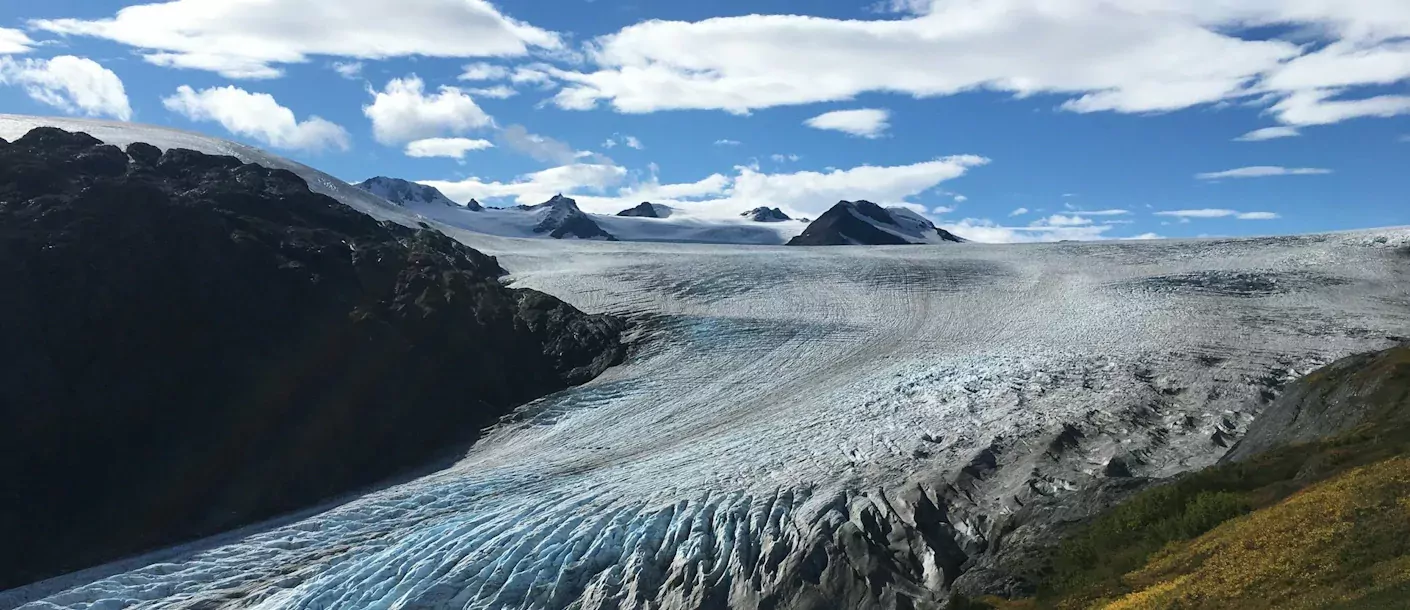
[1,0,1407,242]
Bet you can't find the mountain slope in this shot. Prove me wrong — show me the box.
[788,200,966,245]
[0,127,625,590]
[356,176,479,210]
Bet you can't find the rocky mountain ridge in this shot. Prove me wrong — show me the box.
[0,127,625,590]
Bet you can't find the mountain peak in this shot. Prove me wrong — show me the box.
[617,202,670,218]
[354,176,468,210]
[741,207,792,222]
[787,200,965,246]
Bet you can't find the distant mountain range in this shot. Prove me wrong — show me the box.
[351,177,967,246]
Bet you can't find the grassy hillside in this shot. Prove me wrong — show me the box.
[970,345,1410,610]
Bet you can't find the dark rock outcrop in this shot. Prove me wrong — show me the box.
[525,194,617,240]
[741,206,791,222]
[617,201,664,218]
[1223,344,1410,462]
[0,128,626,589]
[787,200,965,246]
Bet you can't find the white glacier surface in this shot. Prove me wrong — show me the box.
[2,115,1410,609]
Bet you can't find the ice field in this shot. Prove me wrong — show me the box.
[3,116,1410,609]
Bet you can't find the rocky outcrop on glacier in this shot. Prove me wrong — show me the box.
[616,201,670,218]
[356,175,475,209]
[787,200,965,245]
[0,127,625,590]
[521,194,618,240]
[742,206,792,222]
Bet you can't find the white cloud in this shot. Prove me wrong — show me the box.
[0,27,33,54]
[1123,233,1163,240]
[459,62,510,81]
[1064,208,1131,216]
[1155,209,1238,218]
[952,194,968,203]
[1196,166,1333,179]
[33,0,561,79]
[541,1,1410,132]
[601,133,644,151]
[496,124,595,165]
[0,55,132,120]
[1234,126,1300,141]
[466,85,517,99]
[621,173,731,201]
[1042,214,1093,227]
[421,154,988,219]
[404,137,493,159]
[422,162,627,206]
[932,205,955,215]
[363,76,493,145]
[1235,211,1281,220]
[1009,207,1030,216]
[938,217,1113,243]
[1154,209,1280,220]
[770,153,801,163]
[714,139,741,146]
[332,61,363,79]
[163,85,349,152]
[804,108,890,138]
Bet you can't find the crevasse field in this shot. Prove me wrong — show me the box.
[3,116,1409,609]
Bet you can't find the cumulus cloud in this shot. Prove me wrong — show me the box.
[363,76,493,145]
[331,61,363,79]
[539,0,1410,132]
[1235,126,1301,141]
[804,108,890,138]
[1009,207,1030,216]
[952,195,967,203]
[602,133,644,150]
[33,0,560,79]
[163,85,349,151]
[0,27,33,54]
[459,62,510,81]
[0,55,132,120]
[1154,209,1280,220]
[770,153,801,163]
[404,137,494,159]
[465,85,517,99]
[1043,214,1093,227]
[422,163,628,206]
[1196,166,1333,179]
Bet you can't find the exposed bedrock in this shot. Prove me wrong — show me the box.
[0,128,625,589]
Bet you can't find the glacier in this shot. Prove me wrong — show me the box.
[2,115,1410,609]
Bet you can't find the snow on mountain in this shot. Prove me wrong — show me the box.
[355,176,476,210]
[741,206,792,222]
[789,200,967,245]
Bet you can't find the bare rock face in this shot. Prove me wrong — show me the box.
[0,127,626,589]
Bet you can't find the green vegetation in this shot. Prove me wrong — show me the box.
[975,345,1410,609]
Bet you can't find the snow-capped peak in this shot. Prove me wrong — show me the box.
[355,176,471,210]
